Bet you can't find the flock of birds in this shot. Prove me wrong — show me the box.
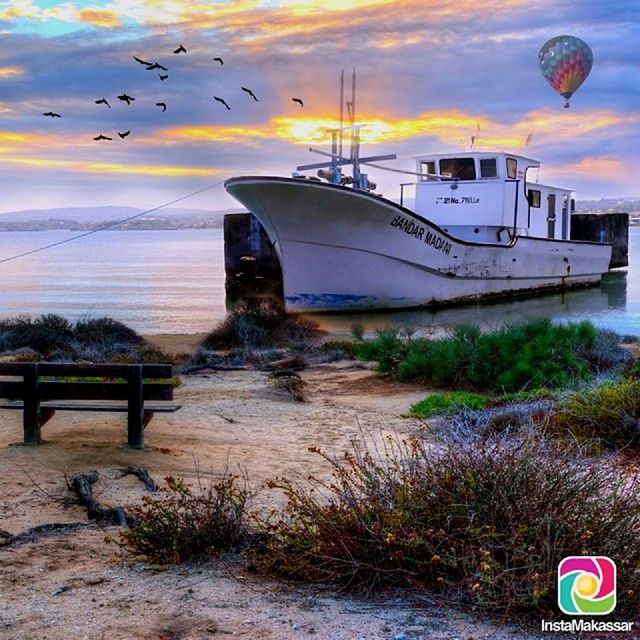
[42,45,306,142]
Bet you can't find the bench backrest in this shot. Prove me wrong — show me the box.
[0,363,175,402]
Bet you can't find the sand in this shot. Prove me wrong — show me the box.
[0,341,548,640]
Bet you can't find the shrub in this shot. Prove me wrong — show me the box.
[353,329,407,373]
[0,314,169,363]
[257,430,640,616]
[409,391,489,418]
[74,317,143,347]
[439,400,554,438]
[551,380,640,449]
[0,314,73,354]
[121,473,251,564]
[356,319,605,392]
[577,328,632,374]
[203,300,323,350]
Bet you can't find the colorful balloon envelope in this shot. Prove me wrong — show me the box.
[539,35,593,108]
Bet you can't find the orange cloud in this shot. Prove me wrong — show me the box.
[545,156,629,182]
[0,66,24,78]
[78,9,122,28]
[154,107,636,152]
[0,131,47,145]
[157,124,270,144]
[1,155,223,178]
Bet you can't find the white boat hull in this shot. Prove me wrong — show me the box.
[224,177,613,312]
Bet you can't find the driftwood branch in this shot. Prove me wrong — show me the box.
[0,522,93,547]
[70,470,130,526]
[119,466,157,492]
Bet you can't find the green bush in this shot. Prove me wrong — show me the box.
[552,380,640,449]
[121,474,251,564]
[409,391,489,418]
[356,319,609,392]
[353,329,406,373]
[257,430,640,616]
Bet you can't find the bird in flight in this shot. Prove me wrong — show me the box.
[213,57,224,65]
[133,55,152,66]
[117,93,135,105]
[95,98,111,108]
[43,111,61,118]
[173,45,186,54]
[214,96,231,110]
[147,62,168,71]
[241,87,258,102]
[155,102,167,112]
[292,98,304,107]
[118,131,131,139]
[159,74,168,81]
[93,134,112,141]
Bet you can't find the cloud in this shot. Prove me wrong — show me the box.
[77,9,122,28]
[154,106,639,150]
[0,65,24,77]
[546,156,629,182]
[1,154,223,177]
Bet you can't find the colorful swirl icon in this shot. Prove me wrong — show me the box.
[558,556,616,615]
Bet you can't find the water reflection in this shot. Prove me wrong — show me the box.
[309,270,633,338]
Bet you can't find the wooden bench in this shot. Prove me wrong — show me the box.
[0,362,181,449]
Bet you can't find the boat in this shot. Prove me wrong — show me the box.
[224,72,613,313]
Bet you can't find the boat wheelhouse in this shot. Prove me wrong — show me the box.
[412,152,572,244]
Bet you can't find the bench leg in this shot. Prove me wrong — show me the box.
[23,364,41,445]
[127,365,145,449]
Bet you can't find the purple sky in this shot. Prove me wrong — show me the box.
[0,0,638,213]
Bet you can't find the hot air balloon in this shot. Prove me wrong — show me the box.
[538,35,593,108]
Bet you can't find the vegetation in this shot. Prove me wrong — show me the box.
[551,380,640,449]
[202,300,324,350]
[0,314,168,362]
[121,473,251,564]
[409,391,489,418]
[257,429,640,616]
[353,319,629,392]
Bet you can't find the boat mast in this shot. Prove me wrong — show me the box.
[296,69,396,192]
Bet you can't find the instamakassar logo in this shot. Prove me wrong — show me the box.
[557,556,616,615]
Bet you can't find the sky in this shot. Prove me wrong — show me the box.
[0,0,638,214]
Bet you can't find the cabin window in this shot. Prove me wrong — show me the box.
[420,161,436,180]
[528,189,541,208]
[506,158,517,179]
[480,158,497,178]
[439,158,476,180]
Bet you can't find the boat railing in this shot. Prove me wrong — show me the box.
[399,182,416,208]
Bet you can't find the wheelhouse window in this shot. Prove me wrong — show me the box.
[506,157,517,179]
[479,158,497,178]
[420,161,436,180]
[528,189,541,208]
[439,158,476,180]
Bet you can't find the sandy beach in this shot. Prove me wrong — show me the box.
[1,335,549,640]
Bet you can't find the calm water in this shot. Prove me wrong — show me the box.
[0,228,638,336]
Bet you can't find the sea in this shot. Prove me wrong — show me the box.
[0,227,638,336]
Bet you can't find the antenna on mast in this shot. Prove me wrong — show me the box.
[339,70,344,160]
[296,68,397,191]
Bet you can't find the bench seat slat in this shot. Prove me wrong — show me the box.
[0,401,181,413]
[0,363,173,378]
[33,381,173,401]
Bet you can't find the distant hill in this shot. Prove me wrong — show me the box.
[0,206,245,231]
[575,197,640,214]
